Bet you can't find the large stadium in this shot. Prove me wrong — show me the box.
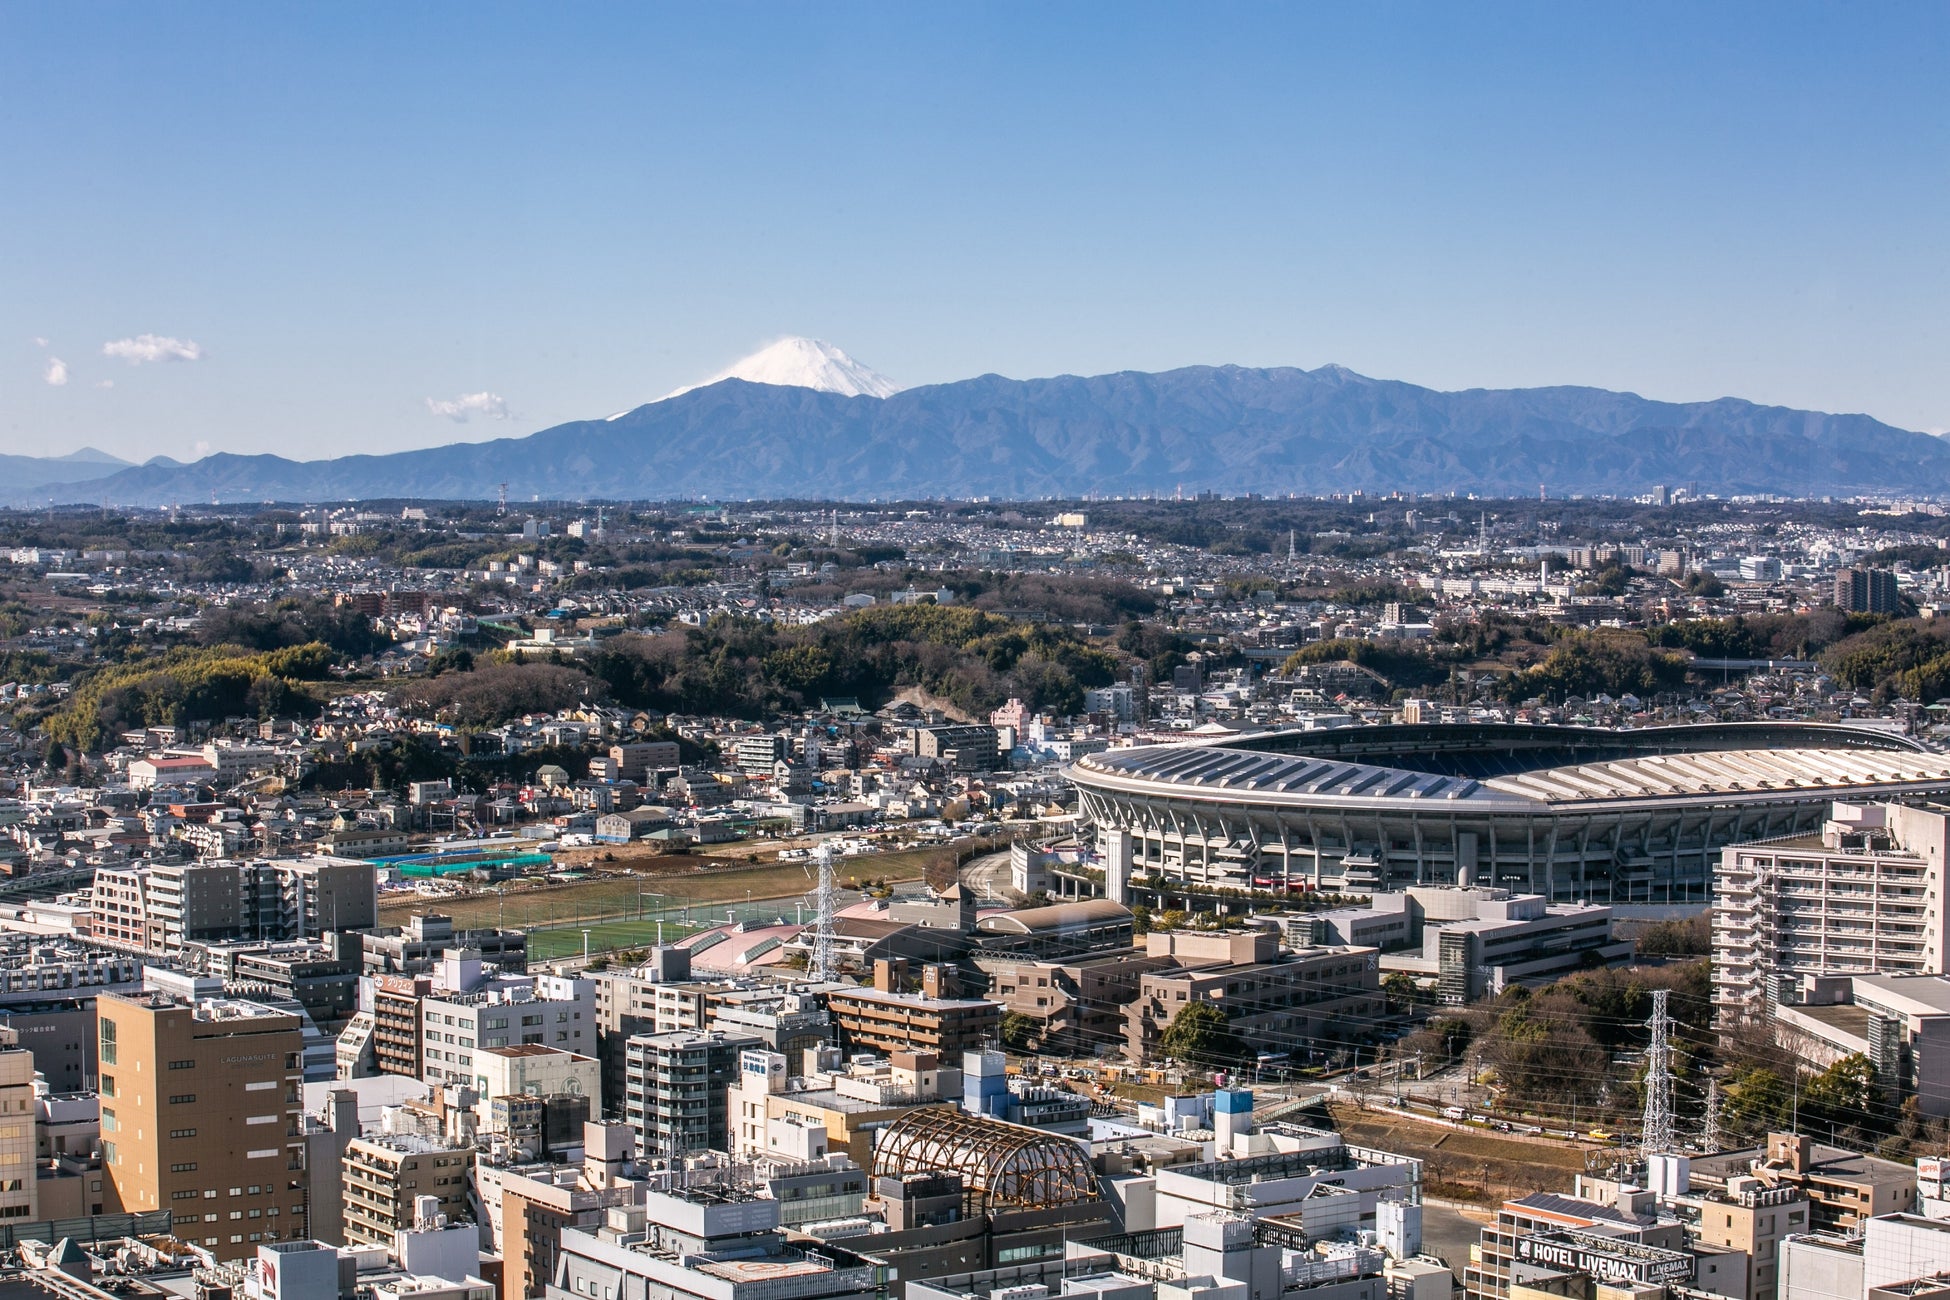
[1067,722,1950,904]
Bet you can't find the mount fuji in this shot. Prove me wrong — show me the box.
[650,337,901,405]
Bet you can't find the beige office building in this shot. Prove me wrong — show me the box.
[0,1028,37,1223]
[96,991,306,1262]
[342,1133,476,1247]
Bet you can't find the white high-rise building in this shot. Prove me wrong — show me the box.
[1714,801,1950,1028]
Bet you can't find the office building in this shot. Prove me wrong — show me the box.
[549,1177,875,1300]
[0,1029,36,1223]
[359,914,528,977]
[0,935,143,1089]
[198,941,361,1032]
[1688,1134,1917,1234]
[96,990,306,1262]
[1771,973,1950,1117]
[1124,933,1382,1062]
[978,948,1171,1056]
[1309,887,1630,1003]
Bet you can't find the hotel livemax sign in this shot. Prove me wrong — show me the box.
[1513,1232,1694,1286]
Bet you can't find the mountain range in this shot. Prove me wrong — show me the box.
[0,446,134,491]
[15,343,1950,505]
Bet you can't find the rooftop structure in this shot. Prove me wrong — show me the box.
[870,1107,1097,1212]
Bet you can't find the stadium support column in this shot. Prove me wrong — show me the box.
[1103,827,1133,905]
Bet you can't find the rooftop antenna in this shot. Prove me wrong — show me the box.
[1642,988,1675,1156]
[810,841,838,982]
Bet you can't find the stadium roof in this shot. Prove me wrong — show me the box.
[1073,742,1950,811]
[1482,747,1950,804]
[1078,746,1511,804]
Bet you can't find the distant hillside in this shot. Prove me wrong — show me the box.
[1,447,134,493]
[19,365,1947,505]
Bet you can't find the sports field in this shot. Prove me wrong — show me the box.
[524,918,709,962]
[376,836,1001,932]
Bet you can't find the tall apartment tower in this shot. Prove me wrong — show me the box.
[1836,566,1901,614]
[96,991,306,1261]
[1713,802,1950,1028]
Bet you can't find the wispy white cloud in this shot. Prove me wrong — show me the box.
[102,333,203,364]
[425,391,510,422]
[95,379,114,390]
[31,337,47,349]
[43,357,68,386]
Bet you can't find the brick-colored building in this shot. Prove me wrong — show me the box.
[97,991,306,1262]
[1123,931,1382,1062]
[825,961,999,1058]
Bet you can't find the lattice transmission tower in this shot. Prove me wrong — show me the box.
[1643,988,1676,1155]
[809,841,838,983]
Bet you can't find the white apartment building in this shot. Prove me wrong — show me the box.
[1714,802,1950,1027]
[91,858,377,957]
[416,955,595,1090]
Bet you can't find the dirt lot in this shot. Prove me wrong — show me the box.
[1329,1102,1597,1204]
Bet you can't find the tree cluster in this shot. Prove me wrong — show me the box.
[47,642,333,751]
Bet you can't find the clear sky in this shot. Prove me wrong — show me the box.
[3,2,1946,464]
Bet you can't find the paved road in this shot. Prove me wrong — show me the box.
[961,850,1014,901]
[1420,1198,1489,1283]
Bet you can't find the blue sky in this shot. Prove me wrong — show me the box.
[3,2,1945,463]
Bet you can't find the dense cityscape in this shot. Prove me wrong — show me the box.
[0,492,1937,1300]
[10,9,1948,1300]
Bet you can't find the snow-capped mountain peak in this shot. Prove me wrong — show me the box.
[662,337,900,402]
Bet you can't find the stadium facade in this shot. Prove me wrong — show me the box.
[1066,722,1950,904]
